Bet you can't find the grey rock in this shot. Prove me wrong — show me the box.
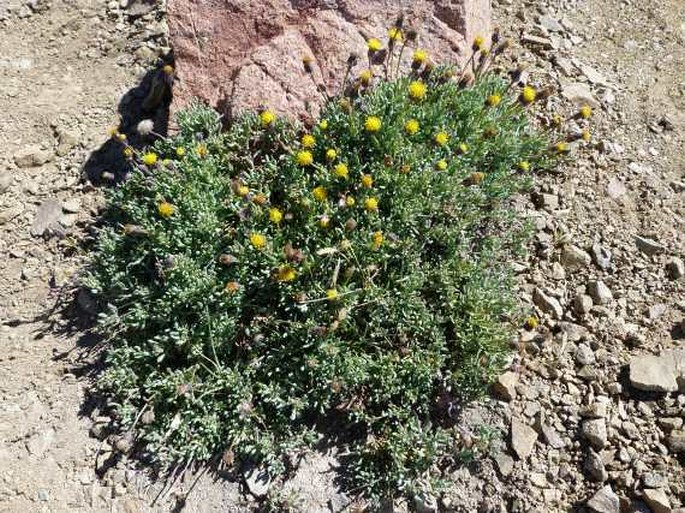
[30,199,64,237]
[127,0,156,16]
[629,355,678,393]
[0,170,12,193]
[635,236,664,256]
[533,287,563,319]
[587,485,619,513]
[37,489,49,501]
[658,418,683,431]
[647,304,667,320]
[667,431,685,453]
[538,14,564,32]
[643,472,667,489]
[13,145,54,168]
[414,493,438,513]
[666,257,684,280]
[588,280,613,305]
[607,177,627,200]
[575,344,596,366]
[493,371,518,401]
[562,82,599,108]
[493,452,514,477]
[541,423,565,449]
[243,465,271,498]
[582,419,608,449]
[591,243,612,269]
[510,419,538,460]
[561,244,592,269]
[62,198,81,213]
[584,450,608,482]
[0,204,24,225]
[643,488,671,513]
[574,294,593,316]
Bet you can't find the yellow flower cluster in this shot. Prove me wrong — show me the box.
[142,152,158,166]
[297,150,313,166]
[334,163,349,179]
[364,116,382,132]
[404,119,420,135]
[158,201,174,218]
[408,81,427,101]
[260,110,276,127]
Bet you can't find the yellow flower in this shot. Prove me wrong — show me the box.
[581,129,591,142]
[359,69,373,85]
[518,161,531,172]
[313,186,327,202]
[108,127,119,138]
[372,231,384,249]
[360,174,373,188]
[275,265,297,282]
[319,119,329,130]
[236,185,249,197]
[334,163,349,179]
[404,119,420,136]
[367,38,382,52]
[157,202,174,218]
[224,281,240,293]
[458,143,469,154]
[141,152,158,166]
[259,110,276,127]
[486,94,502,107]
[325,148,337,161]
[319,215,330,228]
[388,27,403,42]
[524,316,539,330]
[345,196,356,207]
[302,134,316,148]
[162,159,171,167]
[123,147,134,158]
[364,116,382,132]
[269,208,283,224]
[364,197,378,212]
[249,233,267,250]
[408,81,427,101]
[117,133,127,142]
[579,105,593,119]
[326,288,339,301]
[399,164,411,174]
[176,146,186,157]
[552,114,563,127]
[196,144,208,157]
[434,131,449,146]
[435,159,448,171]
[412,49,428,65]
[296,150,314,166]
[554,142,569,153]
[162,64,174,75]
[472,35,485,51]
[520,86,537,104]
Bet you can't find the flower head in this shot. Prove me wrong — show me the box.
[162,64,174,75]
[345,196,356,207]
[518,161,531,172]
[469,171,486,185]
[158,202,174,218]
[141,152,158,166]
[404,119,420,136]
[260,110,276,127]
[319,119,329,130]
[458,143,469,155]
[435,159,448,171]
[408,81,427,101]
[326,288,339,301]
[313,186,328,202]
[367,38,382,52]
[334,163,349,179]
[364,197,378,212]
[175,147,186,157]
[472,35,485,51]
[554,142,569,153]
[486,94,502,107]
[579,105,593,119]
[364,116,382,133]
[412,49,428,65]
[224,281,240,293]
[236,185,250,197]
[249,233,267,249]
[520,86,537,104]
[269,208,283,224]
[326,148,337,161]
[296,150,314,166]
[123,147,134,158]
[196,144,208,157]
[372,231,384,249]
[319,215,330,228]
[275,265,297,282]
[361,174,373,188]
[301,134,316,148]
[388,27,403,42]
[524,316,539,330]
[581,129,591,142]
[359,69,373,86]
[434,131,449,146]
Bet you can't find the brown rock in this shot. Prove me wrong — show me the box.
[168,0,491,119]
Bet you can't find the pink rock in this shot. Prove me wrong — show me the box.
[168,0,492,120]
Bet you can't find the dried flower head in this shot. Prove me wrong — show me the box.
[137,119,154,136]
[162,64,174,75]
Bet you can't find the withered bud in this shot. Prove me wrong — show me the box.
[283,242,305,263]
[344,218,358,231]
[383,154,393,167]
[222,448,235,467]
[458,73,474,89]
[141,409,155,425]
[405,28,418,42]
[163,255,176,269]
[494,39,511,55]
[123,224,148,236]
[302,55,314,73]
[394,14,405,29]
[347,52,359,68]
[371,48,388,65]
[339,98,352,113]
[101,171,115,181]
[509,64,526,83]
[219,254,238,265]
[419,61,435,81]
[536,87,554,101]
[329,320,340,332]
[491,27,501,44]
[299,112,315,130]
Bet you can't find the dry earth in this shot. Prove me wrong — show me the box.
[0,0,683,512]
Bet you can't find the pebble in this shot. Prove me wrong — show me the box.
[62,198,81,213]
[590,243,612,269]
[574,294,593,316]
[635,236,664,256]
[643,488,671,513]
[0,170,12,193]
[587,280,613,305]
[575,344,596,366]
[30,198,64,237]
[13,145,54,168]
[562,82,599,108]
[510,418,538,460]
[666,257,684,280]
[533,287,564,319]
[606,177,627,200]
[243,466,271,498]
[493,371,518,401]
[585,450,608,482]
[587,484,619,513]
[561,244,592,269]
[667,431,685,453]
[582,419,608,449]
[493,452,514,477]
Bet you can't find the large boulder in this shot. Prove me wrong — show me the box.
[168,0,491,119]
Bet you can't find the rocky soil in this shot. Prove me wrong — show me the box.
[0,0,683,511]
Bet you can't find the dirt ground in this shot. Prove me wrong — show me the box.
[0,0,683,511]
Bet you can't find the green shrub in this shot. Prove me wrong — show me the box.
[84,46,554,503]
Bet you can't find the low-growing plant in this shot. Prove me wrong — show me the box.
[84,27,568,505]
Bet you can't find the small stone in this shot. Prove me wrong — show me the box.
[0,204,24,225]
[0,170,12,193]
[37,489,49,501]
[62,198,81,213]
[587,485,619,513]
[493,452,514,477]
[575,344,596,366]
[667,431,685,453]
[658,418,683,431]
[510,419,538,460]
[243,466,271,498]
[584,450,608,482]
[30,199,64,237]
[561,244,592,269]
[493,371,518,401]
[414,493,438,513]
[13,145,54,168]
[582,419,608,449]
[648,304,667,320]
[521,33,555,49]
[588,280,613,305]
[666,257,684,280]
[562,82,599,108]
[643,473,667,489]
[529,472,548,488]
[538,14,564,32]
[533,287,563,319]
[643,488,671,513]
[629,356,678,393]
[635,236,664,256]
[541,423,565,449]
[607,178,627,200]
[591,243,612,269]
[574,294,593,316]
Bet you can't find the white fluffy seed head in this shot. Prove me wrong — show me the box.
[136,119,154,136]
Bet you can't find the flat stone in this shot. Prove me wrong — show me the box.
[0,170,12,193]
[62,198,81,213]
[607,177,627,200]
[575,344,596,366]
[493,452,514,477]
[574,294,593,316]
[666,257,684,280]
[584,450,607,482]
[635,236,664,256]
[13,145,54,168]
[582,419,608,449]
[30,199,64,237]
[561,244,592,269]
[591,243,612,269]
[667,431,685,453]
[562,82,599,108]
[510,418,537,460]
[587,485,619,513]
[541,423,565,449]
[629,355,678,393]
[493,371,518,401]
[658,418,683,431]
[538,14,564,32]
[533,287,563,319]
[588,280,613,305]
[643,488,671,513]
[243,465,271,498]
